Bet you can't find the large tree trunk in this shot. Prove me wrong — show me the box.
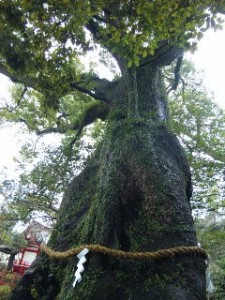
[10,60,207,300]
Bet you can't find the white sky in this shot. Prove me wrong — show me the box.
[0,26,225,177]
[0,125,23,170]
[188,27,225,108]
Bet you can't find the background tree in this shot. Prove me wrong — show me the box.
[196,214,225,300]
[0,1,225,299]
[167,60,225,215]
[0,229,26,271]
[0,83,105,226]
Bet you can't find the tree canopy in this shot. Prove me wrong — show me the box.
[0,1,225,109]
[0,2,224,149]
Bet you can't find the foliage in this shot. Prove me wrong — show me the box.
[0,285,12,300]
[167,60,225,216]
[0,227,27,252]
[0,0,224,77]
[196,214,225,299]
[0,135,97,225]
[0,271,21,298]
[0,81,105,226]
[0,1,224,113]
[3,232,26,250]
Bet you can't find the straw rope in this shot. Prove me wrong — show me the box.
[40,243,208,261]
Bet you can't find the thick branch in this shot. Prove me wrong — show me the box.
[36,100,108,136]
[140,43,183,68]
[0,63,39,91]
[69,80,110,102]
[0,245,18,255]
[171,55,183,91]
[85,19,99,39]
[36,119,79,135]
[7,252,18,271]
[0,63,113,104]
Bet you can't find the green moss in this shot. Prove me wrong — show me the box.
[30,285,39,300]
[0,285,12,300]
[24,119,197,299]
[55,267,104,300]
[108,107,127,121]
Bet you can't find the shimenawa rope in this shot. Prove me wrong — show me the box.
[40,243,208,261]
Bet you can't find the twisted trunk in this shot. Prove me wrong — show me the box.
[10,59,207,300]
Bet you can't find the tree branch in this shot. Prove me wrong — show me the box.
[85,19,100,41]
[170,55,183,91]
[36,117,80,135]
[36,126,70,136]
[24,196,59,214]
[93,14,107,23]
[140,43,183,68]
[0,245,18,255]
[0,63,113,104]
[2,87,28,113]
[0,63,39,91]
[69,81,109,102]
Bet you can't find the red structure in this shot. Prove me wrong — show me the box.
[13,246,40,275]
[12,221,50,275]
[0,222,51,286]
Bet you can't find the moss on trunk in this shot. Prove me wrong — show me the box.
[10,61,207,300]
[10,120,206,300]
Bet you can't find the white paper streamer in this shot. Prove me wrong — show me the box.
[198,243,214,294]
[205,259,215,294]
[72,248,89,288]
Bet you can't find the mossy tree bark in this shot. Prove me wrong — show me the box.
[10,49,207,300]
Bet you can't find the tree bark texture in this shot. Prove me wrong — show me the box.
[10,60,207,300]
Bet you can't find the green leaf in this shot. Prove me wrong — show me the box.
[128,59,133,68]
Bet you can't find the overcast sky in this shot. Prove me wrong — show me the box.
[188,27,225,109]
[0,26,225,176]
